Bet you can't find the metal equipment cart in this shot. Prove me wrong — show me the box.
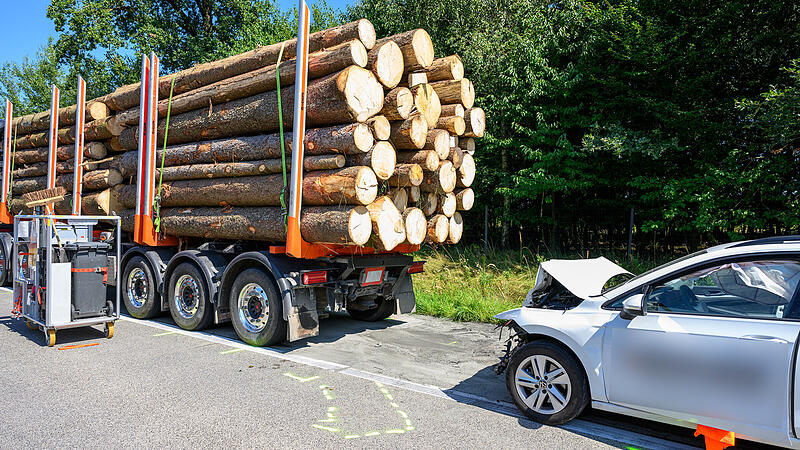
[12,214,122,347]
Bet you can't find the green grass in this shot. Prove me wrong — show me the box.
[412,245,668,323]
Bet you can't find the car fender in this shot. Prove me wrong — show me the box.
[497,307,610,402]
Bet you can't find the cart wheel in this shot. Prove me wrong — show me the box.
[44,329,55,347]
[104,322,114,339]
[25,320,37,330]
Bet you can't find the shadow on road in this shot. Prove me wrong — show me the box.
[0,315,107,347]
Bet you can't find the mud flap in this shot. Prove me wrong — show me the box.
[392,271,416,314]
[287,287,319,342]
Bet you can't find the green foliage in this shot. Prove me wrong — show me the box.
[0,42,72,115]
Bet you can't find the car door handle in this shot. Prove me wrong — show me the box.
[740,335,791,344]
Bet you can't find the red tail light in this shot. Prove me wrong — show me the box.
[302,270,327,285]
[408,261,425,274]
[361,267,385,286]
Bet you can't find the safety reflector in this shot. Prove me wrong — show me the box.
[407,261,425,274]
[302,270,327,285]
[361,267,385,286]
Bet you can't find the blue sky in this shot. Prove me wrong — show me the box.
[0,0,353,65]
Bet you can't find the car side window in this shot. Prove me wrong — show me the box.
[645,259,800,320]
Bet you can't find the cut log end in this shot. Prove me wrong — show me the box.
[413,84,442,129]
[438,116,466,136]
[370,41,404,88]
[408,185,421,203]
[365,115,391,141]
[368,141,397,180]
[357,19,377,50]
[391,114,428,149]
[420,192,438,216]
[389,163,424,187]
[425,129,451,160]
[438,192,457,217]
[410,29,435,69]
[402,207,427,245]
[389,188,408,211]
[353,123,376,152]
[349,39,369,67]
[366,196,406,251]
[427,214,449,243]
[456,188,474,211]
[457,153,476,188]
[447,212,464,244]
[339,66,385,122]
[465,107,486,138]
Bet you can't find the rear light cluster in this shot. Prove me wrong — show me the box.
[361,267,385,286]
[302,270,327,285]
[407,261,425,274]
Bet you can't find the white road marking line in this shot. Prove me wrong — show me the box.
[119,315,694,450]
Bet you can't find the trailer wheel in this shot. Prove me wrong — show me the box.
[229,268,286,346]
[168,262,213,331]
[347,295,395,322]
[122,256,161,319]
[0,243,6,286]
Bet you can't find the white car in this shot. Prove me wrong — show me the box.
[495,237,800,448]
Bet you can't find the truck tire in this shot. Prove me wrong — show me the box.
[122,256,161,319]
[229,268,286,346]
[0,243,7,286]
[347,295,395,321]
[168,262,213,331]
[505,340,589,425]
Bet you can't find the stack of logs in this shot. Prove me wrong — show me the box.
[6,19,484,252]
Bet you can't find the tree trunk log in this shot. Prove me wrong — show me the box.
[419,55,464,82]
[82,188,123,215]
[437,115,465,135]
[430,79,475,109]
[12,168,120,194]
[300,205,372,245]
[441,103,464,118]
[461,137,475,154]
[422,129,450,159]
[389,188,408,211]
[390,114,427,149]
[387,163,423,187]
[420,192,437,215]
[448,146,464,169]
[13,160,74,178]
[381,87,413,120]
[99,19,377,111]
[396,150,439,172]
[117,66,384,150]
[437,192,457,217]
[447,212,464,244]
[12,142,107,164]
[457,153,475,188]
[463,107,485,138]
[366,196,406,252]
[345,141,395,180]
[427,214,449,243]
[113,40,369,127]
[455,188,474,211]
[364,115,390,140]
[3,101,110,135]
[366,40,404,88]
[420,160,456,193]
[302,166,378,206]
[411,84,441,128]
[376,29,434,72]
[402,207,426,245]
[408,185,421,203]
[305,123,374,155]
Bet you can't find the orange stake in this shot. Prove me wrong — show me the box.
[695,424,735,450]
[57,343,100,351]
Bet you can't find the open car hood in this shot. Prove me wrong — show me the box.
[532,257,631,300]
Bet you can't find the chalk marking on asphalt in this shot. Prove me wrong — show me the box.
[219,348,245,355]
[444,341,457,345]
[118,315,694,450]
[152,331,177,336]
[282,372,320,383]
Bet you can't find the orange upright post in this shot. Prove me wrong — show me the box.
[72,76,86,215]
[1,99,13,224]
[45,85,60,214]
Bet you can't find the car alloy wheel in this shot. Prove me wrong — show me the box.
[514,355,572,414]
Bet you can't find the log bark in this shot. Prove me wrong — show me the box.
[119,167,377,208]
[420,160,456,194]
[13,160,74,178]
[366,196,406,252]
[420,192,438,216]
[447,212,464,244]
[387,163,423,187]
[457,153,475,188]
[366,40,404,88]
[419,55,464,82]
[13,117,120,150]
[426,214,449,243]
[305,123,374,155]
[390,114,427,149]
[381,87,413,121]
[437,116,465,135]
[364,115,390,141]
[389,188,408,211]
[437,192,457,217]
[99,20,377,111]
[11,169,120,194]
[423,129,450,159]
[376,29,434,72]
[12,142,107,165]
[448,146,464,169]
[408,185,421,203]
[300,205,372,245]
[396,150,439,172]
[430,79,475,109]
[117,66,384,150]
[411,84,441,128]
[455,188,474,211]
[345,141,396,180]
[441,103,465,118]
[464,107,486,138]
[82,188,123,215]
[84,169,122,190]
[3,101,110,135]
[402,207,426,245]
[107,137,124,153]
[113,40,369,127]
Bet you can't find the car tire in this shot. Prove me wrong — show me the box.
[505,340,589,425]
[229,268,286,347]
[168,262,213,331]
[122,256,162,319]
[346,295,394,322]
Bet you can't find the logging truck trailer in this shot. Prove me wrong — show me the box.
[115,2,423,347]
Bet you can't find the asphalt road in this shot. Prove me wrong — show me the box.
[0,288,711,449]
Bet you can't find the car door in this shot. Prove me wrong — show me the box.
[602,257,800,445]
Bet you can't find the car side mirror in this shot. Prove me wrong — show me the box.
[620,294,646,320]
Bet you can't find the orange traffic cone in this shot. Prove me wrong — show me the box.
[695,424,735,450]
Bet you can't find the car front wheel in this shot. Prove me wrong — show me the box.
[505,340,589,425]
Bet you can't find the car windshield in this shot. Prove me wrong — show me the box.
[601,250,708,293]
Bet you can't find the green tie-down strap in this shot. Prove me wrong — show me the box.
[154,76,177,233]
[276,41,289,229]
